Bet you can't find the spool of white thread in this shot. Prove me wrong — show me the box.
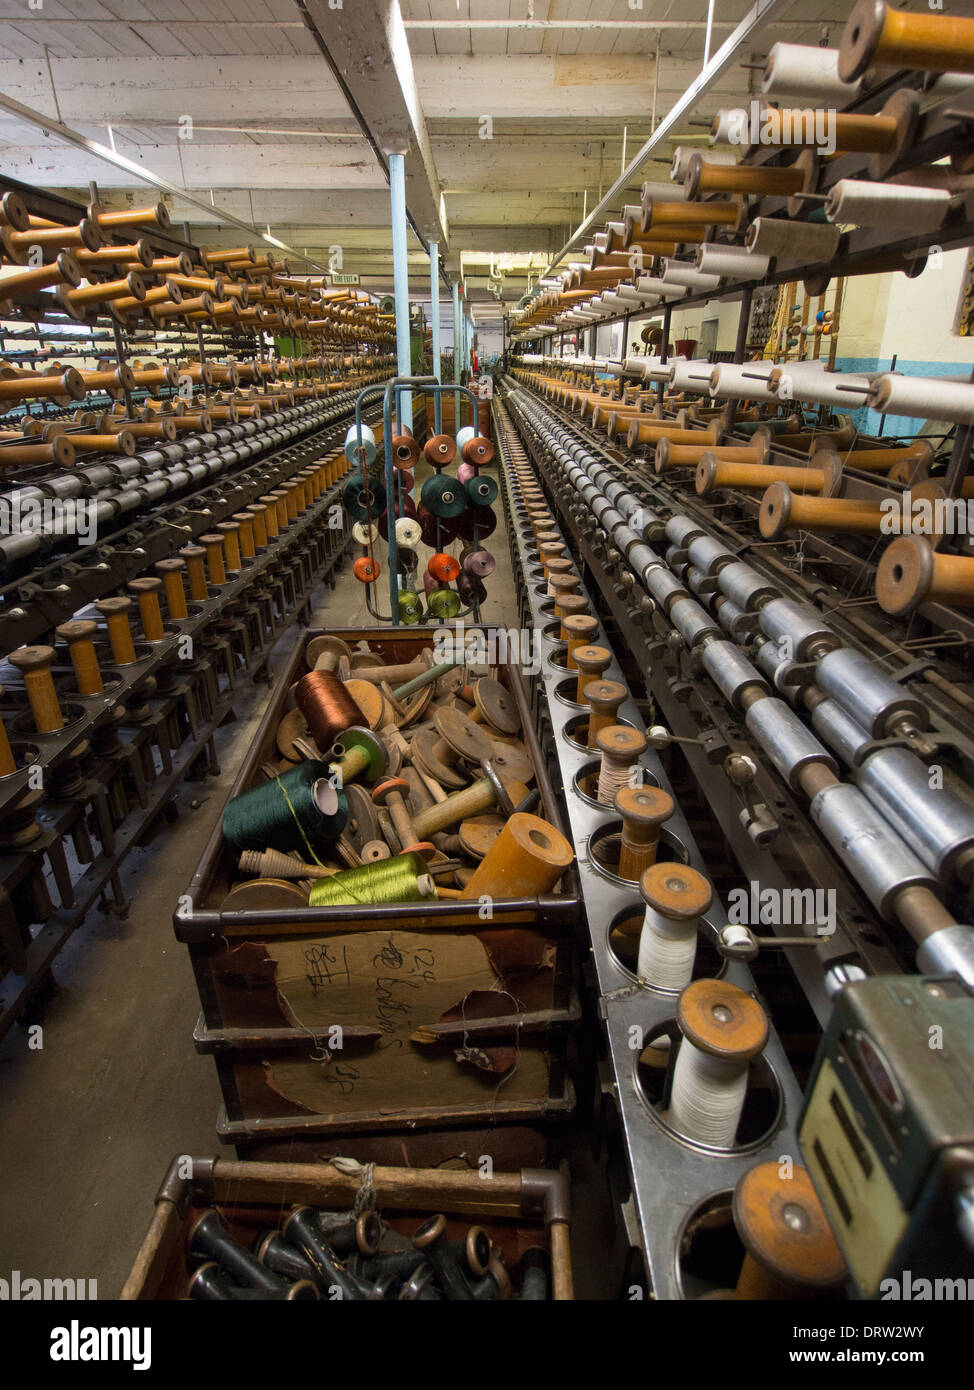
[643,359,674,383]
[634,276,688,300]
[351,520,379,545]
[595,726,646,807]
[761,42,862,103]
[772,361,875,408]
[709,361,779,403]
[344,421,376,466]
[825,179,952,233]
[746,217,842,262]
[660,260,722,293]
[669,359,715,394]
[668,979,769,1147]
[696,243,770,280]
[641,179,677,204]
[868,373,974,426]
[395,516,422,548]
[637,863,713,991]
[670,147,735,183]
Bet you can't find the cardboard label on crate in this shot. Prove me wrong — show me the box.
[263,930,549,1115]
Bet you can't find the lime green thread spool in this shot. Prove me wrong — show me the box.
[223,761,348,862]
[307,851,436,906]
[427,588,462,619]
[398,590,422,624]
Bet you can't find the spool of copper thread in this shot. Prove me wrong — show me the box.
[614,784,675,881]
[296,670,367,749]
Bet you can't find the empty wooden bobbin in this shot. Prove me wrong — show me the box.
[670,978,769,1148]
[372,777,422,853]
[696,454,840,498]
[595,725,648,806]
[583,680,628,748]
[459,811,574,899]
[217,520,242,572]
[247,503,270,548]
[655,437,769,473]
[573,645,613,705]
[96,596,138,666]
[56,620,103,696]
[199,532,227,586]
[555,594,589,632]
[428,708,493,779]
[637,861,712,991]
[461,678,521,735]
[259,496,280,539]
[128,577,165,641]
[458,813,505,861]
[614,785,675,881]
[8,644,63,733]
[549,574,583,607]
[180,546,209,602]
[759,486,886,539]
[876,537,974,614]
[155,558,188,620]
[233,512,257,559]
[410,767,526,840]
[839,0,974,81]
[563,614,600,669]
[733,1162,847,1299]
[0,686,17,778]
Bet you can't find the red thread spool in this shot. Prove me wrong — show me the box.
[462,435,494,467]
[456,504,497,541]
[424,434,457,466]
[428,552,461,583]
[417,504,459,547]
[296,670,367,750]
[353,555,381,583]
[423,569,439,596]
[391,433,420,467]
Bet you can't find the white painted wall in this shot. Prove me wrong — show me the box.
[878,249,974,367]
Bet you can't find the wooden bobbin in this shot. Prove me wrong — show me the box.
[155,558,189,619]
[8,644,63,733]
[180,546,209,602]
[655,437,769,472]
[677,978,769,1067]
[430,707,493,772]
[259,496,280,539]
[539,542,568,575]
[372,777,422,852]
[584,680,628,748]
[733,1162,847,1299]
[410,769,526,840]
[459,811,574,900]
[877,537,974,614]
[549,574,582,606]
[233,512,257,559]
[96,596,138,666]
[696,454,839,498]
[685,153,806,200]
[555,594,589,629]
[628,420,720,450]
[217,520,242,573]
[759,485,886,539]
[573,645,613,705]
[614,784,675,881]
[595,725,648,806]
[128,577,165,642]
[56,620,103,696]
[820,439,933,474]
[268,490,290,529]
[246,503,269,548]
[199,532,227,586]
[544,559,575,595]
[0,685,17,778]
[563,614,600,669]
[463,678,521,735]
[839,0,974,82]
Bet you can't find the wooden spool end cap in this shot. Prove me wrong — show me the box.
[562,614,599,640]
[572,644,612,675]
[677,978,768,1062]
[56,619,98,643]
[129,576,162,595]
[459,813,505,860]
[876,536,936,616]
[95,595,132,616]
[640,860,710,917]
[470,677,520,735]
[733,1161,847,1290]
[504,812,575,872]
[616,784,675,833]
[595,724,648,761]
[584,679,628,713]
[8,643,55,671]
[371,776,410,806]
[434,706,494,763]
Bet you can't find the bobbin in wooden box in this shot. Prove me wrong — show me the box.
[174,627,582,1147]
[121,1155,573,1301]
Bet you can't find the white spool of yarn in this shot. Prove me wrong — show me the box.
[395,516,422,548]
[669,359,714,394]
[667,979,769,1148]
[761,42,862,103]
[641,179,678,203]
[709,361,779,403]
[825,179,952,233]
[660,260,722,293]
[637,863,713,992]
[772,360,875,409]
[746,217,842,262]
[351,520,379,545]
[634,276,688,300]
[868,373,974,426]
[696,243,770,280]
[670,147,735,183]
[344,421,376,466]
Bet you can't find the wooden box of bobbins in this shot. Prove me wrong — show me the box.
[122,1154,573,1301]
[174,627,582,1156]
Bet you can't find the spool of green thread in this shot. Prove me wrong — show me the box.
[421,472,467,519]
[223,761,348,862]
[398,590,422,624]
[464,474,498,507]
[307,852,436,906]
[427,588,462,619]
[343,472,387,522]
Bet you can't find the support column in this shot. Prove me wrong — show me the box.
[389,151,411,432]
[430,239,442,433]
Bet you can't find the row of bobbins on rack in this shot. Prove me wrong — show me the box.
[339,377,500,625]
[491,395,854,1302]
[511,1,974,617]
[0,174,397,1039]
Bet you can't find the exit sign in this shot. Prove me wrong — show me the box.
[330,272,360,286]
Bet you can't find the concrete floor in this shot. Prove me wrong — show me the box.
[0,483,625,1299]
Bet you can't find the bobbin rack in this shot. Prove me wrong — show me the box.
[0,175,396,1039]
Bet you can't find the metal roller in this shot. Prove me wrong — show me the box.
[702,640,769,708]
[857,747,974,883]
[670,596,721,646]
[758,597,839,662]
[809,782,937,919]
[717,562,780,612]
[687,534,734,575]
[745,698,838,791]
[815,647,929,736]
[645,567,689,612]
[810,698,874,768]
